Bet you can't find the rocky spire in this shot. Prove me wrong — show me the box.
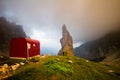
[58,24,74,56]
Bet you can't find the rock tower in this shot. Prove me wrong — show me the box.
[58,24,74,56]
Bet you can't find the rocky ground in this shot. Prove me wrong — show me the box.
[0,62,25,79]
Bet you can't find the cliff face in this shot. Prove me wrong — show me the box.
[74,29,120,62]
[0,17,27,56]
[58,24,74,56]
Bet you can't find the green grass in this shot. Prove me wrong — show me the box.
[43,58,74,78]
[4,56,120,80]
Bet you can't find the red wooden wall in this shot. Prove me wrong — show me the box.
[10,38,40,58]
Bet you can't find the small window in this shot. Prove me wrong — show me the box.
[33,44,36,47]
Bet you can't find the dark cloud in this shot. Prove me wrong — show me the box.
[0,0,120,54]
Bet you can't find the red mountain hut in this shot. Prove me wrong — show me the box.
[10,38,40,58]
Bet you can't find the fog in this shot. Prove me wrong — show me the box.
[0,0,120,54]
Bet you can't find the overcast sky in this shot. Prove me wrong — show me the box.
[0,0,120,54]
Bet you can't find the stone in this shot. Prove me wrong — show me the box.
[11,65,17,71]
[86,60,89,62]
[10,63,20,71]
[15,63,20,68]
[0,64,10,80]
[108,70,114,73]
[51,74,58,80]
[68,60,73,63]
[20,62,25,65]
[41,55,45,58]
[0,55,4,59]
[58,24,74,56]
[0,64,8,73]
[56,58,60,61]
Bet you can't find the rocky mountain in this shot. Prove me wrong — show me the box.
[0,17,27,56]
[58,24,74,56]
[74,29,120,63]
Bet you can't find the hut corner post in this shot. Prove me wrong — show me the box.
[27,43,30,60]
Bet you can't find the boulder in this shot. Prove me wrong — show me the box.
[0,64,8,73]
[20,62,25,65]
[68,60,73,63]
[11,63,20,71]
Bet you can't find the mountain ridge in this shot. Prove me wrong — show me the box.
[0,17,27,56]
[74,29,120,63]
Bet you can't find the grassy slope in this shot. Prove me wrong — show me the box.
[5,56,120,80]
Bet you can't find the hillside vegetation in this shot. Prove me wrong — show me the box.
[3,56,120,80]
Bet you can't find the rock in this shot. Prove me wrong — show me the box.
[0,55,4,59]
[20,62,25,65]
[108,70,114,73]
[86,60,89,62]
[41,55,46,58]
[58,24,74,56]
[3,64,8,69]
[11,65,16,71]
[0,64,10,80]
[68,60,73,63]
[51,74,58,80]
[11,63,20,71]
[0,64,8,73]
[15,63,20,68]
[56,58,60,61]
[0,63,20,79]
[41,54,51,58]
